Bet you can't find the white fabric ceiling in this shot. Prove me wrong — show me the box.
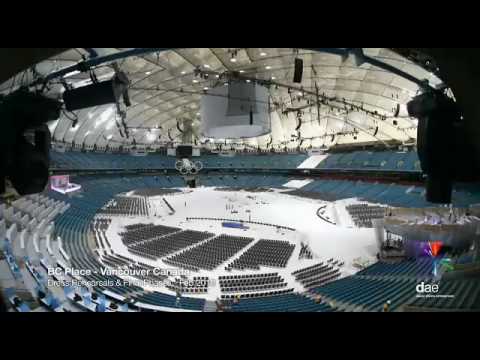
[0,48,444,150]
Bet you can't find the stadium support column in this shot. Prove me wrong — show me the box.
[372,219,385,257]
[181,119,194,145]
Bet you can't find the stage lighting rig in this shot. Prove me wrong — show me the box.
[0,88,62,195]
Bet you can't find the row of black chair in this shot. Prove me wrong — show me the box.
[226,239,295,270]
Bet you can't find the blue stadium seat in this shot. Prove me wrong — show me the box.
[316,151,421,173]
[50,151,307,171]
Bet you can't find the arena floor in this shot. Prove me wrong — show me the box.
[102,186,379,301]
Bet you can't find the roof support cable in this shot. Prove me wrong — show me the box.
[62,109,78,128]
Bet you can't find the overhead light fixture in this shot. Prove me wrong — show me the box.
[204,64,210,69]
[230,52,237,63]
[239,70,245,73]
[265,65,272,70]
[192,79,199,83]
[260,52,267,57]
[63,70,81,78]
[215,74,220,78]
[246,79,251,83]
[271,76,276,80]
[203,87,209,90]
[181,71,186,75]
[224,82,229,86]
[145,71,152,75]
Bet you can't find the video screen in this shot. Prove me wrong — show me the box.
[176,145,193,159]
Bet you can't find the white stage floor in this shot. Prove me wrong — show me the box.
[101,187,379,301]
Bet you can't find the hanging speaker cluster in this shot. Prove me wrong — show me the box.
[293,58,303,83]
[63,72,130,111]
[407,91,462,204]
[200,80,271,139]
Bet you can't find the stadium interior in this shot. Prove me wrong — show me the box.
[1,48,480,313]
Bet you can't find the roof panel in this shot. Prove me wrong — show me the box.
[13,48,444,149]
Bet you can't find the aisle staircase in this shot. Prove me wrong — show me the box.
[203,300,217,312]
